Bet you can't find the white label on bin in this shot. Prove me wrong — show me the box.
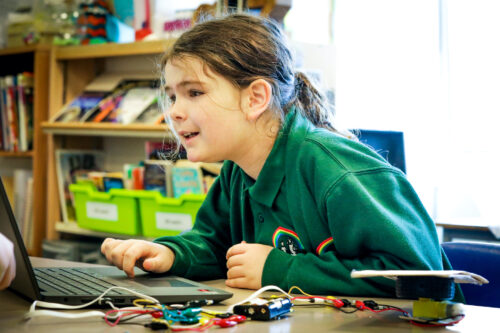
[155,212,192,231]
[86,202,118,221]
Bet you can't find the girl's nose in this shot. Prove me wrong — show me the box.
[168,102,186,121]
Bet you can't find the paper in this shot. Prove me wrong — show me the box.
[350,269,489,285]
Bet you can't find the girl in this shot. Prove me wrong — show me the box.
[101,14,457,298]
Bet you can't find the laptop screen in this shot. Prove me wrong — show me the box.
[0,177,40,301]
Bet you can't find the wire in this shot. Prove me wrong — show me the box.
[288,285,317,297]
[25,286,160,321]
[226,285,291,313]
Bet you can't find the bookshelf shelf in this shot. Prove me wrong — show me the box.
[0,44,50,56]
[56,221,152,240]
[55,39,175,59]
[42,122,173,138]
[0,151,33,157]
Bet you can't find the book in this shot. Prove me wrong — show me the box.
[1,175,14,206]
[0,77,6,150]
[134,102,162,124]
[50,72,159,124]
[22,177,34,249]
[16,72,34,152]
[172,160,205,198]
[143,160,173,197]
[13,169,32,233]
[115,86,158,124]
[145,140,187,161]
[103,174,125,192]
[55,149,105,223]
[4,76,18,152]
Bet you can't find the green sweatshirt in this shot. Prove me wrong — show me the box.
[155,107,463,301]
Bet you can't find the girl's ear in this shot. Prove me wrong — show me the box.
[243,79,272,121]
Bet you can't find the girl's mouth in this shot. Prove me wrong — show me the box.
[183,132,199,139]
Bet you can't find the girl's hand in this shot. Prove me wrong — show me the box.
[0,233,15,290]
[101,238,175,278]
[225,241,273,289]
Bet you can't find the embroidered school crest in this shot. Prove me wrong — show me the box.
[272,227,304,256]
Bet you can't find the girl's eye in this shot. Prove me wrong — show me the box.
[189,90,204,97]
[168,95,176,103]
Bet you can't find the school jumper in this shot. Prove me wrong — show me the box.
[155,106,462,300]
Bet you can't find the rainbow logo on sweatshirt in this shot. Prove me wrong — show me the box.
[316,237,334,255]
[272,227,304,255]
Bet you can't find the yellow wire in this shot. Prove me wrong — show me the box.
[132,298,159,308]
[288,285,315,297]
[287,285,337,300]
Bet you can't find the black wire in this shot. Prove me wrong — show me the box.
[376,304,410,316]
[336,307,359,314]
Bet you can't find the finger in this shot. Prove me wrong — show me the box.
[143,257,167,273]
[225,277,250,289]
[0,253,15,290]
[142,244,174,273]
[109,240,135,269]
[226,243,246,259]
[122,245,148,278]
[101,238,116,255]
[101,238,121,263]
[226,266,245,280]
[226,253,245,269]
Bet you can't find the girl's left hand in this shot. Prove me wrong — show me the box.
[225,241,273,289]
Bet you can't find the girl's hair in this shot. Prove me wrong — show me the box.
[160,14,349,137]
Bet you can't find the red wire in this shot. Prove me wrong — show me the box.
[104,309,156,327]
[364,307,409,316]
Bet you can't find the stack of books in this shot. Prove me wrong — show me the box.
[0,72,34,152]
[51,72,164,125]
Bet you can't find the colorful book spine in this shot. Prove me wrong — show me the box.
[17,72,34,152]
[4,76,19,152]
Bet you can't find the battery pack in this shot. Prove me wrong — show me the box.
[233,297,293,320]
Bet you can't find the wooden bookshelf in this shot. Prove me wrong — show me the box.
[0,44,50,56]
[45,40,175,242]
[56,39,174,59]
[42,122,173,138]
[0,151,33,157]
[0,44,51,256]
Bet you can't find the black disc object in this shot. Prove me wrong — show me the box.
[395,276,455,300]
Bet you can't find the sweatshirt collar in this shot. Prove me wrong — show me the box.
[244,106,307,207]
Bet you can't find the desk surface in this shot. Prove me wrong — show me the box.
[0,257,497,333]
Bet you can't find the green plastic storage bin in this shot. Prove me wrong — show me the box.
[136,190,205,237]
[69,183,142,235]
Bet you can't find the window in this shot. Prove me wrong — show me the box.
[334,0,500,226]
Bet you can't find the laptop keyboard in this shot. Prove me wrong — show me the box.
[34,267,127,296]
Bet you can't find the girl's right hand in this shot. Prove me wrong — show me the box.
[101,238,175,278]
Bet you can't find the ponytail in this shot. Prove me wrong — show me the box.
[289,72,354,139]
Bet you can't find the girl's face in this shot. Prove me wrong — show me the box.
[164,57,251,163]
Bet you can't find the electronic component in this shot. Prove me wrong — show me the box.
[233,297,292,320]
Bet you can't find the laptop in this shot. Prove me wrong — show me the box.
[0,177,232,306]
